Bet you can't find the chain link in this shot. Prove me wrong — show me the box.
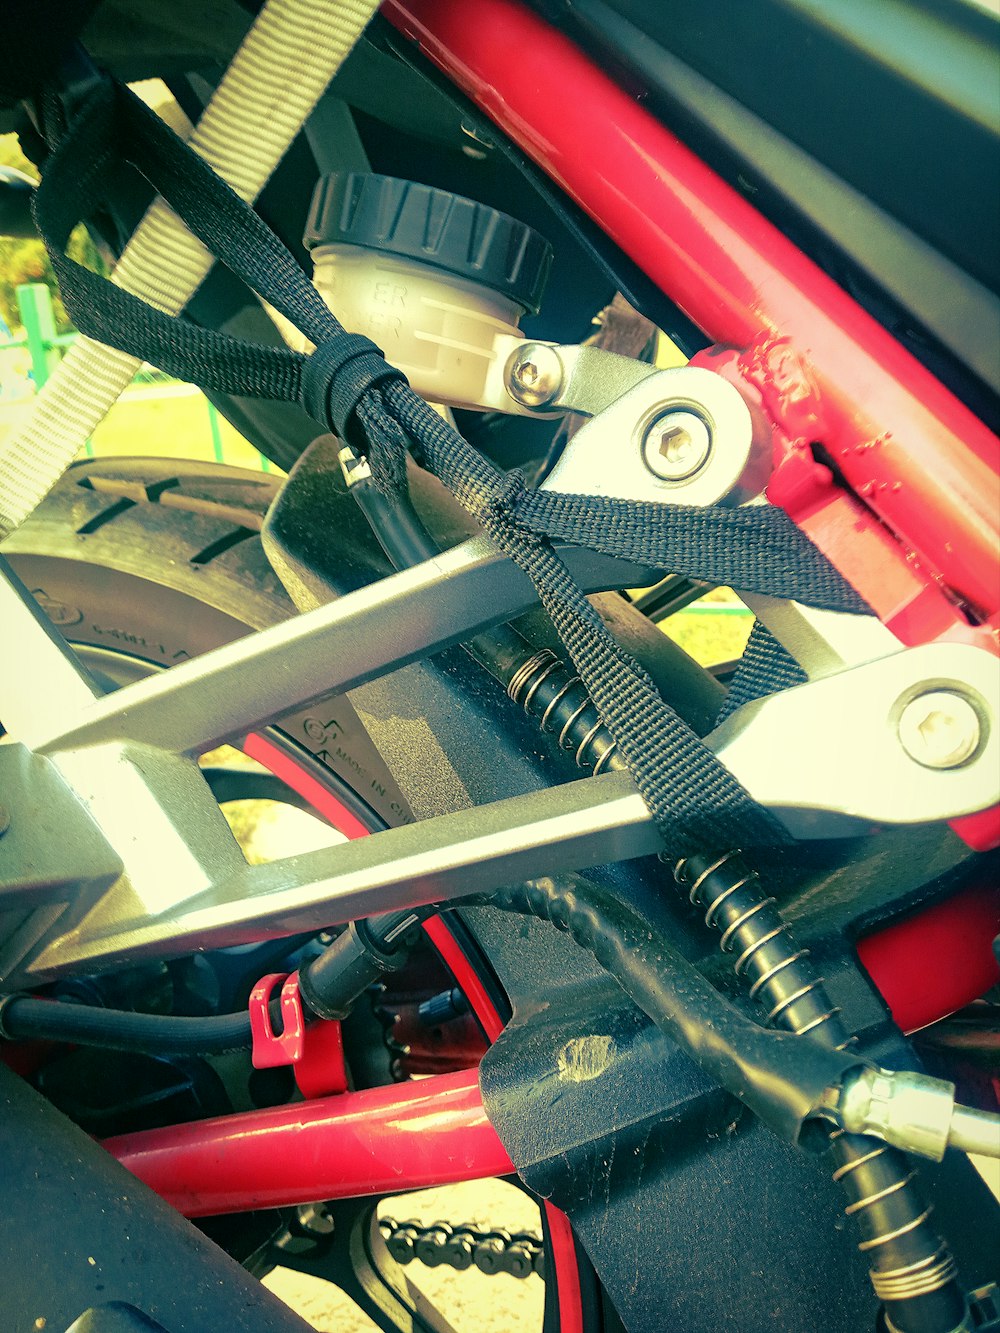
[379,1217,545,1279]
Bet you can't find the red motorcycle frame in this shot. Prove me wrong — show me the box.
[101,0,1000,1315]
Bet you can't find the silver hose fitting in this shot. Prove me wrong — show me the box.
[838,1067,957,1161]
[837,1067,1000,1162]
[675,850,973,1330]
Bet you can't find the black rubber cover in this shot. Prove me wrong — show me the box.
[0,1061,311,1332]
[304,171,553,313]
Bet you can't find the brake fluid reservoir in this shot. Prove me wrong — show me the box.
[304,173,552,408]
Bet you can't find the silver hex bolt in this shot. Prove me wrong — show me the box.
[505,343,563,408]
[296,1203,335,1236]
[641,409,713,481]
[897,690,982,770]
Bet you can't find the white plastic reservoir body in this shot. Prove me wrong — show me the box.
[311,244,526,409]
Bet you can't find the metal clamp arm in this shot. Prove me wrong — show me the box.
[495,340,771,507]
[17,644,996,980]
[708,642,999,838]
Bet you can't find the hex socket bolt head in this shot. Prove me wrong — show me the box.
[897,690,982,770]
[641,409,713,481]
[505,343,563,407]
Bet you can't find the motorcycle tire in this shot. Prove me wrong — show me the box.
[2,453,616,1333]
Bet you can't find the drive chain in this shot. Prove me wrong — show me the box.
[379,1217,545,1279]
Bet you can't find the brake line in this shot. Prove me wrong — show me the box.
[0,0,381,542]
[675,852,975,1333]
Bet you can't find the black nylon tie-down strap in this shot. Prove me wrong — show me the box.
[32,74,872,857]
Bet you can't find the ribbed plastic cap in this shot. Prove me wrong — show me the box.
[305,173,552,315]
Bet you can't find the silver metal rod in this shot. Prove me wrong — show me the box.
[0,555,100,736]
[25,770,659,977]
[23,538,649,757]
[949,1104,1000,1159]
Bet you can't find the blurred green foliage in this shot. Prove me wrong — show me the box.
[0,132,101,334]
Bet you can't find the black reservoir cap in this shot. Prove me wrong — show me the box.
[305,172,552,315]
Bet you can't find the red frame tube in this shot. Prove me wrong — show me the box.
[104,1068,511,1218]
[224,734,584,1328]
[856,884,1000,1035]
[385,0,1000,856]
[384,0,1000,638]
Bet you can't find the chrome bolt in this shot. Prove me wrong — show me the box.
[338,444,371,489]
[296,1203,335,1236]
[460,120,494,159]
[641,409,712,481]
[897,691,982,770]
[505,343,563,408]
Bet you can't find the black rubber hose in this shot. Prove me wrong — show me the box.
[299,907,428,1020]
[478,873,973,1329]
[0,993,262,1055]
[0,909,430,1053]
[467,876,865,1146]
[678,851,971,1333]
[350,472,443,571]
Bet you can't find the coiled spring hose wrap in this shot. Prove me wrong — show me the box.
[677,851,971,1333]
[0,0,381,541]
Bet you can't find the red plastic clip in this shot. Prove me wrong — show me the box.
[248,971,348,1098]
[249,972,306,1068]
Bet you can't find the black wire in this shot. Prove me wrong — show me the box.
[0,993,263,1055]
[347,464,540,686]
[349,468,441,569]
